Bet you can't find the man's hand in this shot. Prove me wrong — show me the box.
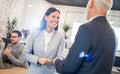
[38,57,51,65]
[3,47,11,56]
[53,56,63,64]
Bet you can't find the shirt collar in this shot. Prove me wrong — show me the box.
[88,15,105,22]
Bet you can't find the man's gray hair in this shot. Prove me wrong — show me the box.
[95,0,113,10]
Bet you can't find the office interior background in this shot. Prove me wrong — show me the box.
[0,0,120,51]
[0,0,120,73]
[0,0,120,53]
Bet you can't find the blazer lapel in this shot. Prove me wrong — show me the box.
[34,31,45,55]
[45,31,56,57]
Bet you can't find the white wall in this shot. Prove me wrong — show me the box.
[107,10,120,27]
[0,0,25,37]
[22,0,51,31]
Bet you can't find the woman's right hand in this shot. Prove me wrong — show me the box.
[38,57,51,65]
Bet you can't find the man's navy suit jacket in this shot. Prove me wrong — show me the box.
[55,16,116,74]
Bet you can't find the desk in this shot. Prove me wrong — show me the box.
[0,67,27,74]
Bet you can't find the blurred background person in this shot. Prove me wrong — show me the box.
[3,30,25,67]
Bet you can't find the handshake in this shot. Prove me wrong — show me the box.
[37,56,63,65]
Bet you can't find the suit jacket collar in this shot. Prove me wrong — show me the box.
[89,16,106,22]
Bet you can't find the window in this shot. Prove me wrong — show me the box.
[112,26,120,51]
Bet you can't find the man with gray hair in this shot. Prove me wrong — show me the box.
[54,0,117,74]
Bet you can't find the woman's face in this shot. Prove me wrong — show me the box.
[45,11,60,29]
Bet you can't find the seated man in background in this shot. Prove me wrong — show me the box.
[2,30,25,68]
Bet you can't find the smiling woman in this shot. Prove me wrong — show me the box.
[22,7,65,74]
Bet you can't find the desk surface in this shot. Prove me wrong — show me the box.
[0,67,27,74]
[0,67,119,74]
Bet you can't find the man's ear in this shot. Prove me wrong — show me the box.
[19,37,22,40]
[89,0,94,8]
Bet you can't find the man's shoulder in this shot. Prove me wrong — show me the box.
[78,23,90,30]
[18,43,25,48]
